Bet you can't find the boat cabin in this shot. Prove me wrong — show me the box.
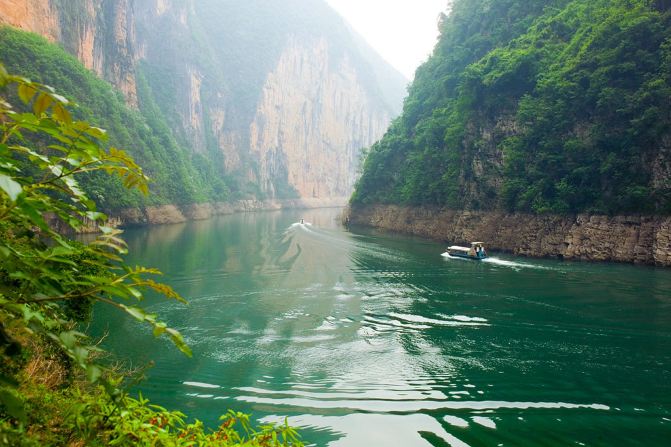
[446,242,487,260]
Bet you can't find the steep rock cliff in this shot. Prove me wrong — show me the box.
[0,0,139,106]
[132,0,404,201]
[249,37,390,199]
[0,0,406,203]
[347,0,671,266]
[0,0,59,41]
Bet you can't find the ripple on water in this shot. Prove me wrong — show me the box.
[233,391,611,413]
[96,209,671,446]
[388,312,489,327]
[183,381,220,389]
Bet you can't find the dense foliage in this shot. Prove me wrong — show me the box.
[352,0,671,215]
[0,27,231,210]
[0,67,302,446]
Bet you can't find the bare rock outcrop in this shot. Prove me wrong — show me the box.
[249,36,390,198]
[0,0,139,106]
[0,0,59,41]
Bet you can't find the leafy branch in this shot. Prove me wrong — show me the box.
[0,64,189,422]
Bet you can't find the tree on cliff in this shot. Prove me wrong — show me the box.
[0,64,302,446]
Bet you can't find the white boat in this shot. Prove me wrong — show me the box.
[446,242,487,260]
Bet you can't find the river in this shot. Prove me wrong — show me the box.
[90,207,671,446]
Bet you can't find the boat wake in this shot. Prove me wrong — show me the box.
[441,253,551,270]
[288,221,312,229]
[440,252,470,261]
[481,257,551,270]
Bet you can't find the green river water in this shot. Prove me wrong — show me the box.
[90,207,671,446]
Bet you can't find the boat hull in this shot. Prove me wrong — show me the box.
[447,251,487,260]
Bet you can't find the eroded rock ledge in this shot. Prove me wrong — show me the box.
[347,205,671,266]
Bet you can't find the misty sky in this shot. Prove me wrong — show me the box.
[325,0,448,79]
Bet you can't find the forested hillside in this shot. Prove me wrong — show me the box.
[0,27,217,210]
[353,0,671,215]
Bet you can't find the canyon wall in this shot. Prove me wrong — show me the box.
[0,0,59,42]
[249,36,390,199]
[347,205,671,266]
[0,0,139,105]
[0,0,404,203]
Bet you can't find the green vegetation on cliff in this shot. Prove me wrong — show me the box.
[0,27,231,211]
[353,0,671,215]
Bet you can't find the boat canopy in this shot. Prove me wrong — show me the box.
[471,242,484,245]
[447,245,470,252]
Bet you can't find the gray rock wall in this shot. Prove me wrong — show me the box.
[348,205,671,266]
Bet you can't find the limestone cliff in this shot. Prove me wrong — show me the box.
[0,0,139,106]
[249,37,390,199]
[347,0,671,266]
[0,0,59,42]
[0,0,405,203]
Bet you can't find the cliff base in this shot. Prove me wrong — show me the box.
[348,205,671,267]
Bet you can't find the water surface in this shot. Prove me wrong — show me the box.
[90,208,671,446]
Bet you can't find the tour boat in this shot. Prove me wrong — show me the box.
[446,242,488,260]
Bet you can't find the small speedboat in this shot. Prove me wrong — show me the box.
[446,242,488,260]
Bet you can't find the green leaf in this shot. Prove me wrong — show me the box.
[17,83,37,104]
[0,388,27,423]
[19,207,49,232]
[152,322,167,337]
[0,174,22,201]
[85,211,107,221]
[33,93,53,116]
[123,305,148,321]
[86,365,102,383]
[50,93,69,105]
[53,103,72,124]
[59,330,80,349]
[0,63,8,86]
[166,328,192,357]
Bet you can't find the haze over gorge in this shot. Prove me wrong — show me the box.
[0,0,406,223]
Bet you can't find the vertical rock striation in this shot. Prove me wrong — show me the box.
[0,0,139,106]
[249,37,390,200]
[0,0,60,41]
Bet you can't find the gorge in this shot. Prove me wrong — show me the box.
[2,1,671,445]
[0,0,406,218]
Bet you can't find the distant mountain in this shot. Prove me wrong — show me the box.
[0,0,407,209]
[352,0,671,215]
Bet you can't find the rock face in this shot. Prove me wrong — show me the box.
[0,0,139,106]
[0,0,405,202]
[348,205,671,266]
[249,36,390,199]
[0,0,59,41]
